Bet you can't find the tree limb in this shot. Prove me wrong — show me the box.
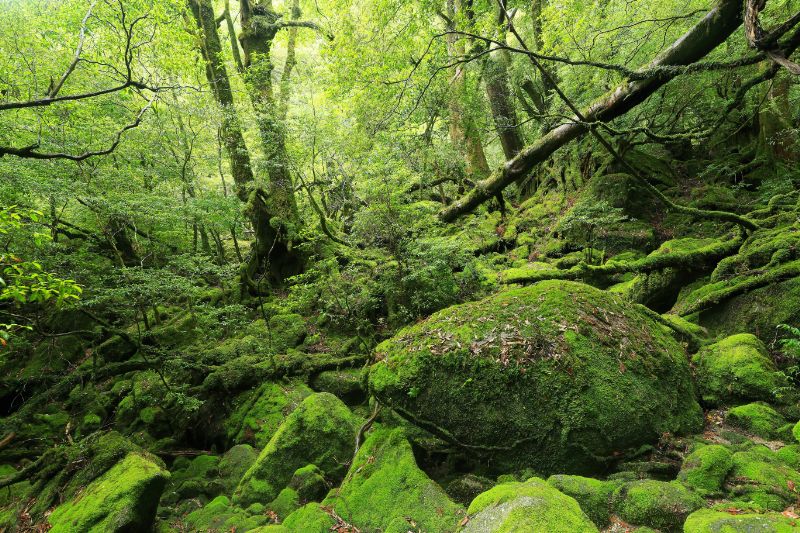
[439,0,745,222]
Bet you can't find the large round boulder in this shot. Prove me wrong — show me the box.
[368,280,702,475]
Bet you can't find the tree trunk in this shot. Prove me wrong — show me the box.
[446,0,492,181]
[440,0,745,222]
[188,0,295,289]
[238,0,305,286]
[485,41,525,160]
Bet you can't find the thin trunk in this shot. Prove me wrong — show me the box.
[446,0,491,181]
[485,41,525,159]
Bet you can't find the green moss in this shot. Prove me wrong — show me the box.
[184,495,268,532]
[310,369,364,404]
[368,280,702,475]
[499,262,559,284]
[287,464,327,503]
[226,380,312,448]
[321,427,464,531]
[447,474,495,506]
[691,274,800,342]
[677,444,734,496]
[728,447,800,510]
[693,334,785,406]
[218,444,258,493]
[726,402,789,440]
[711,227,800,283]
[776,444,800,469]
[627,238,720,311]
[48,452,169,532]
[546,474,619,527]
[280,503,335,532]
[684,508,800,532]
[266,313,307,353]
[234,393,356,506]
[461,477,598,532]
[611,479,704,532]
[267,487,301,520]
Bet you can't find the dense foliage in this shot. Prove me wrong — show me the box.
[0,0,799,530]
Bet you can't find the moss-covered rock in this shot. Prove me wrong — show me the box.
[369,280,702,475]
[226,380,312,448]
[546,474,619,527]
[218,444,258,493]
[460,477,598,532]
[321,427,465,532]
[693,334,785,406]
[279,503,336,532]
[694,276,800,343]
[727,446,800,510]
[310,369,365,404]
[611,479,703,532]
[677,444,734,496]
[234,392,356,506]
[684,508,800,532]
[286,464,328,503]
[161,454,221,505]
[266,313,307,353]
[447,474,496,507]
[726,402,789,440]
[184,495,269,532]
[48,452,169,532]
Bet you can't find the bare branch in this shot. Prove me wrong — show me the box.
[0,96,157,161]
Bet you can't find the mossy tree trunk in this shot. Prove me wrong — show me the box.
[237,0,311,288]
[445,0,492,184]
[188,0,294,290]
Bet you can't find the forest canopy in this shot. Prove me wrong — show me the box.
[0,0,799,530]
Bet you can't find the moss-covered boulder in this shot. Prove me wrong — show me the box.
[727,446,800,510]
[459,477,598,532]
[161,454,221,505]
[695,276,800,343]
[547,474,619,527]
[218,444,258,493]
[234,392,356,506]
[693,334,786,406]
[684,508,800,532]
[677,444,734,496]
[310,369,365,404]
[726,402,790,440]
[321,427,465,532]
[611,479,704,532]
[226,380,312,448]
[278,503,336,531]
[48,452,169,532]
[184,495,269,532]
[368,280,702,475]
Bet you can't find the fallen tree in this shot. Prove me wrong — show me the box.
[439,0,745,222]
[499,231,744,284]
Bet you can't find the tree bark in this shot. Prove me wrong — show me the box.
[446,0,492,181]
[440,0,745,222]
[238,0,305,286]
[485,41,525,159]
[189,0,294,289]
